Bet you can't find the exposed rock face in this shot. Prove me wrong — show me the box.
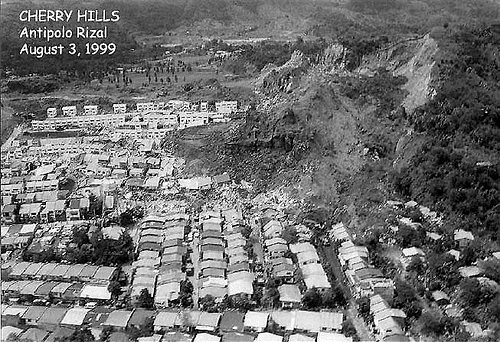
[358,34,439,114]
[254,50,309,96]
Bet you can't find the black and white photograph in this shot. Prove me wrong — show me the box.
[1,1,500,342]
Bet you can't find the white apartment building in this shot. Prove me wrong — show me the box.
[113,103,127,114]
[31,114,127,131]
[84,105,99,115]
[62,106,77,116]
[167,100,191,110]
[178,111,209,128]
[215,101,237,114]
[137,102,165,112]
[46,108,57,118]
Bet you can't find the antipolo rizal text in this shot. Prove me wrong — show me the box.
[19,26,109,42]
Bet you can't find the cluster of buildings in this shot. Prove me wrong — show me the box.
[2,306,351,342]
[330,223,406,342]
[196,208,255,301]
[2,261,118,304]
[31,100,239,133]
[257,214,331,309]
[130,214,191,307]
[0,95,359,342]
[0,158,92,225]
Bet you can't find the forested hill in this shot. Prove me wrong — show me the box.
[394,24,500,242]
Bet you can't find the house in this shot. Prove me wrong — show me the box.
[2,305,28,326]
[454,229,474,248]
[66,198,90,221]
[128,309,155,330]
[60,308,90,327]
[244,311,269,333]
[144,177,160,190]
[459,266,483,278]
[316,332,352,342]
[79,284,111,301]
[37,307,67,331]
[212,173,231,185]
[255,333,282,342]
[330,223,351,241]
[19,203,42,222]
[34,281,59,300]
[1,326,23,340]
[154,311,181,331]
[221,332,255,342]
[271,260,295,283]
[103,310,133,330]
[278,285,302,309]
[227,272,254,297]
[263,220,282,238]
[45,327,75,342]
[49,282,73,299]
[431,291,450,306]
[19,328,49,342]
[288,334,314,342]
[220,311,244,333]
[193,333,220,342]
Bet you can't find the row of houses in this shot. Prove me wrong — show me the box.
[2,136,108,162]
[178,174,231,191]
[331,223,407,342]
[2,306,351,342]
[32,100,239,132]
[196,210,257,301]
[3,261,117,284]
[2,197,90,224]
[153,309,344,335]
[129,215,192,307]
[45,100,238,118]
[332,223,394,301]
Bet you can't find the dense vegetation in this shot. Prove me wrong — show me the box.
[394,25,500,241]
[388,24,500,338]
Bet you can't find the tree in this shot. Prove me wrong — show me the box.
[180,279,194,295]
[108,281,121,300]
[488,294,500,322]
[72,225,90,247]
[58,328,95,342]
[262,287,280,309]
[357,296,370,320]
[322,286,346,308]
[199,295,217,312]
[229,294,252,311]
[137,288,154,309]
[342,319,358,338]
[99,326,113,342]
[459,278,482,307]
[419,310,445,336]
[281,225,299,244]
[302,288,322,309]
[407,256,425,274]
[394,278,422,319]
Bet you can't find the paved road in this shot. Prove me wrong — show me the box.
[347,305,376,342]
[189,234,200,308]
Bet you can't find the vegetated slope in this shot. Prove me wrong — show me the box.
[394,25,500,240]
